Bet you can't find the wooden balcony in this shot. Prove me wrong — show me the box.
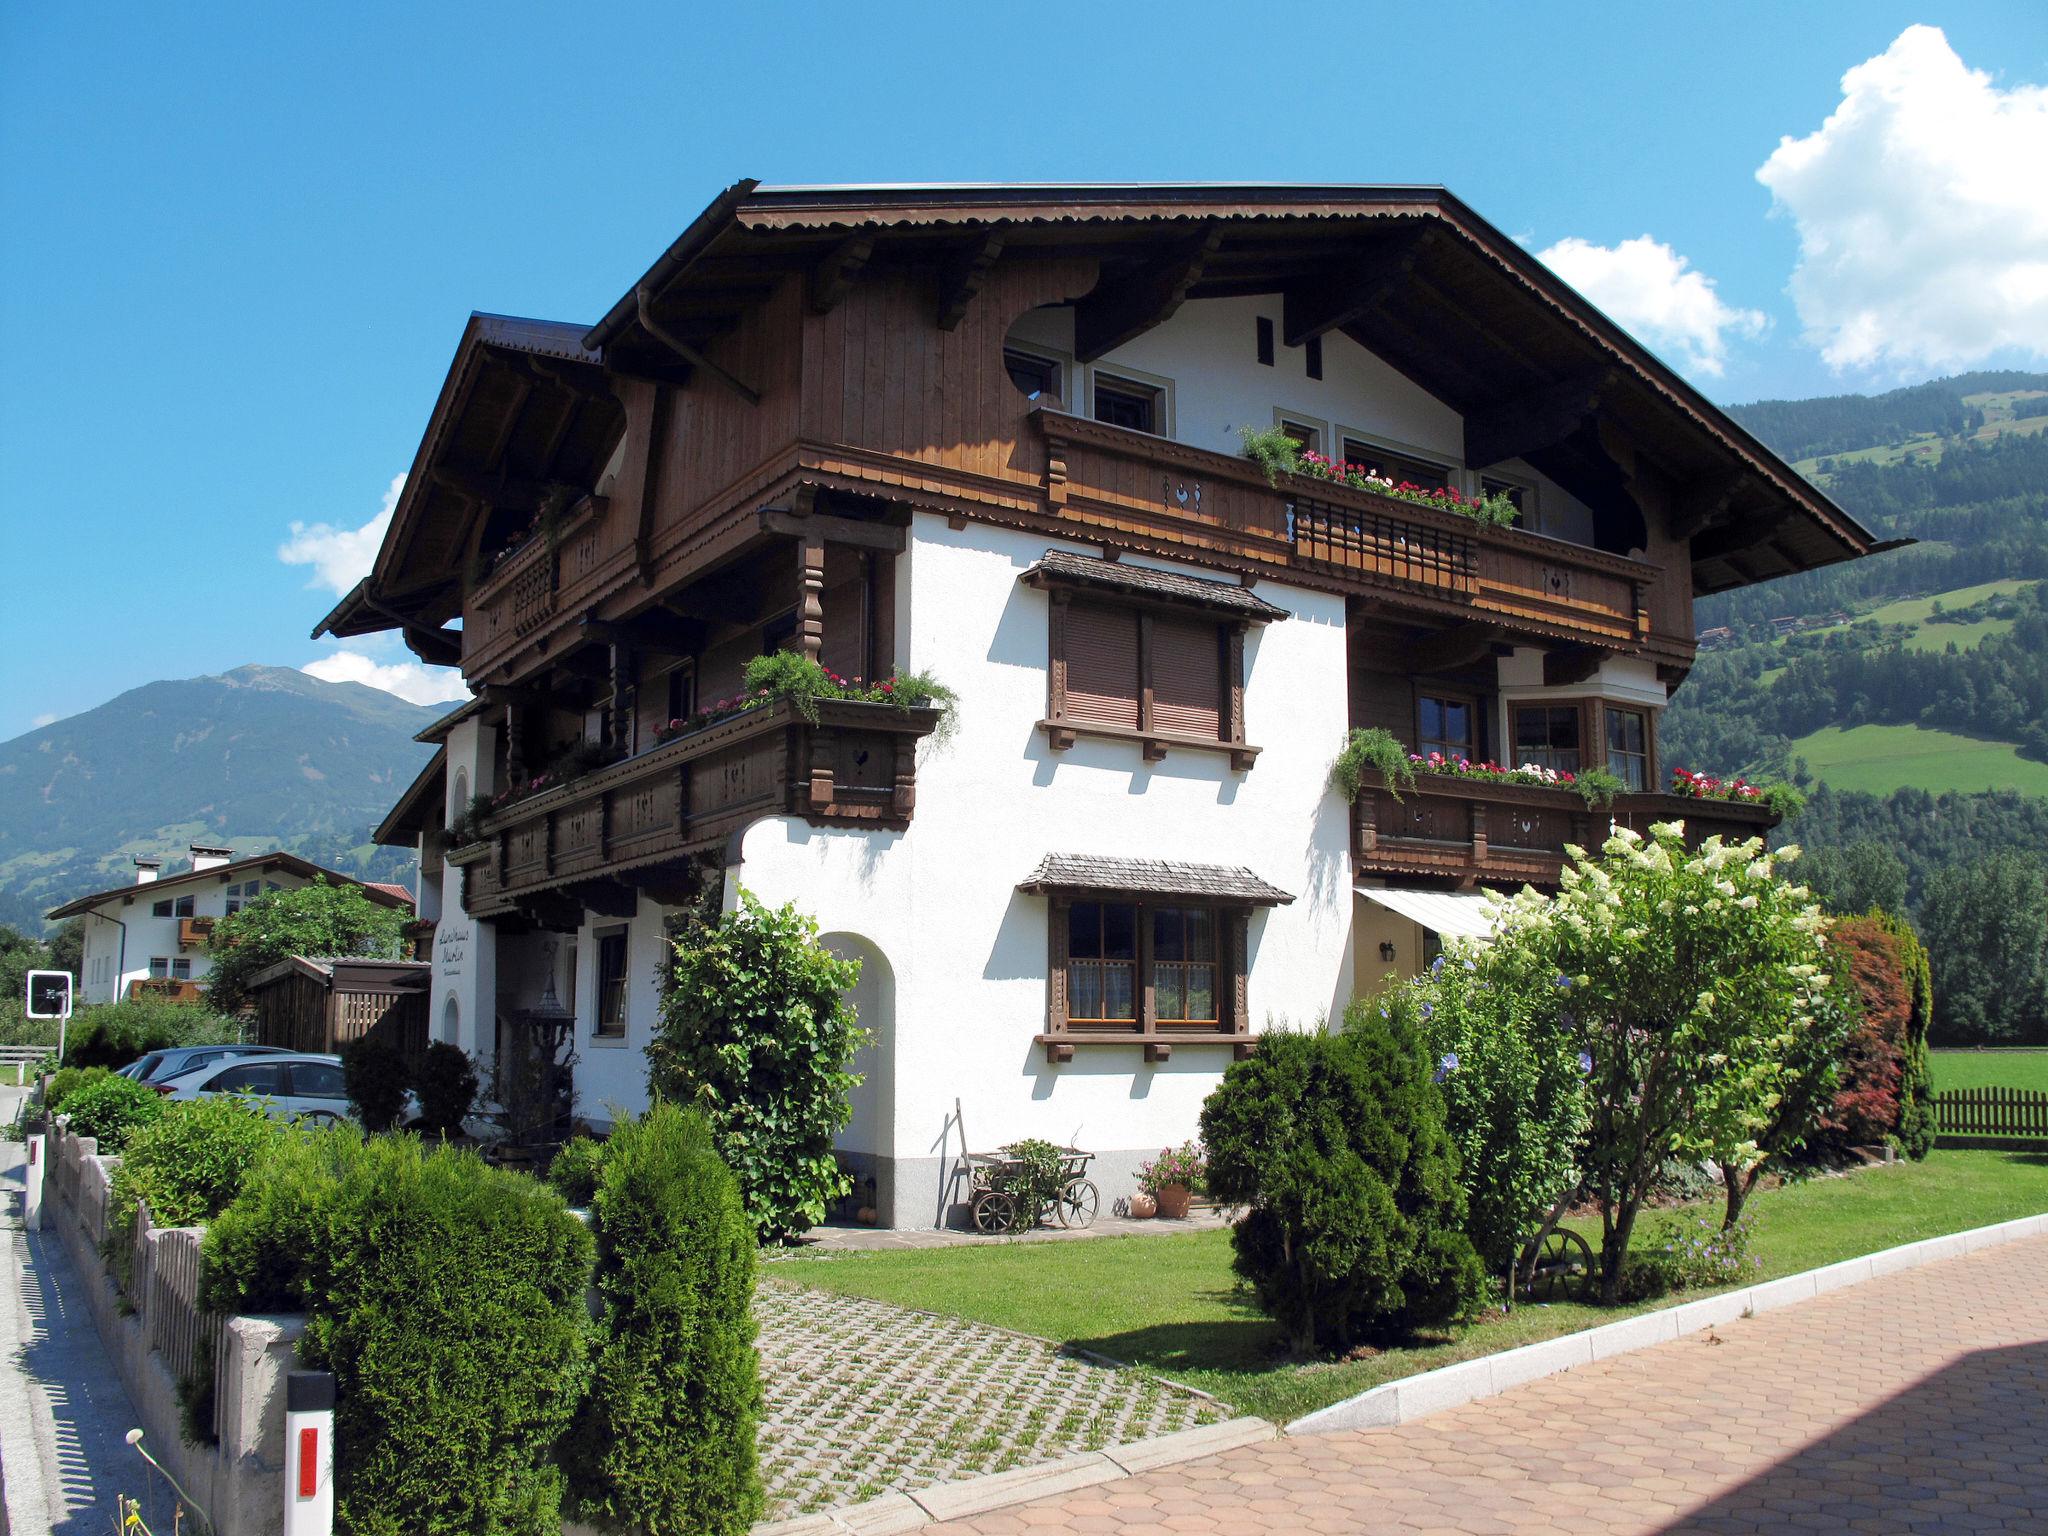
[462,696,941,922]
[1035,411,1662,650]
[1351,770,1780,887]
[462,493,630,680]
[128,978,205,1004]
[177,916,216,950]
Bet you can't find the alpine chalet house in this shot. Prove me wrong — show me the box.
[48,845,414,1006]
[324,182,1878,1227]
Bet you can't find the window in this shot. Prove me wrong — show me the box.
[1052,601,1230,745]
[206,1061,288,1096]
[147,957,189,980]
[1343,437,1451,492]
[225,880,267,915]
[1004,347,1063,403]
[664,662,695,726]
[289,1061,348,1099]
[1152,907,1217,1023]
[1055,897,1241,1037]
[1093,374,1162,434]
[172,958,191,981]
[1606,707,1650,791]
[1514,704,1582,773]
[1305,335,1324,380]
[594,927,629,1040]
[1255,316,1275,367]
[1417,694,1477,761]
[152,894,196,919]
[1481,475,1534,525]
[1276,415,1323,453]
[1067,901,1137,1024]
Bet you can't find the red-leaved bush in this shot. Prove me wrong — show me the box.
[1824,917,1911,1147]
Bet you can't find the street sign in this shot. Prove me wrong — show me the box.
[25,970,71,1019]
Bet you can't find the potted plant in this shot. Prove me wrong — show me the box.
[1137,1141,1205,1220]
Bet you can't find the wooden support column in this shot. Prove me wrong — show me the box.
[503,701,529,785]
[808,725,836,813]
[798,533,826,664]
[607,642,635,752]
[1354,794,1378,858]
[891,736,917,819]
[1470,801,1489,867]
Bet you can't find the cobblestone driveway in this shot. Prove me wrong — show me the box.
[755,1278,1229,1520]
[918,1232,2048,1535]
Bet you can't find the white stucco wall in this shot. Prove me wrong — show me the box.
[727,512,1356,1214]
[431,717,498,1062]
[1009,294,1598,544]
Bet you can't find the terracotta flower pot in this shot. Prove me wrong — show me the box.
[1127,1193,1157,1219]
[1154,1183,1192,1220]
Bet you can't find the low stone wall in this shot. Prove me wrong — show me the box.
[45,1121,304,1536]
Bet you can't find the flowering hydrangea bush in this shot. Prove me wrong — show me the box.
[1295,452,1523,528]
[1457,822,1838,1302]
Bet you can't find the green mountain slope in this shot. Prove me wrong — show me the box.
[0,665,443,931]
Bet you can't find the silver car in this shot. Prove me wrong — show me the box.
[117,1043,291,1085]
[154,1052,355,1124]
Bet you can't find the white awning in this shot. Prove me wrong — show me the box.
[1354,886,1500,941]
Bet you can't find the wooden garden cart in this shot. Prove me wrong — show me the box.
[955,1099,1100,1235]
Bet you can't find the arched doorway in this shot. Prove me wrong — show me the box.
[440,994,461,1048]
[821,933,895,1169]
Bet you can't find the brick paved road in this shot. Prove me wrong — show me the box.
[921,1232,2048,1535]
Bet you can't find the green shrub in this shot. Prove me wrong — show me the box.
[106,1096,284,1289]
[60,1073,166,1152]
[1386,955,1589,1278]
[1887,913,1938,1160]
[64,998,240,1070]
[1625,1212,1759,1299]
[1239,424,1302,485]
[203,1130,594,1536]
[1329,727,1414,802]
[564,1105,762,1534]
[205,878,406,1013]
[46,1065,110,1114]
[995,1138,1069,1226]
[341,1036,412,1132]
[649,889,867,1243]
[413,1041,479,1137]
[1200,1011,1486,1355]
[547,1135,607,1206]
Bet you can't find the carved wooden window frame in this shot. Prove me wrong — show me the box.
[1045,892,1251,1063]
[1042,592,1257,771]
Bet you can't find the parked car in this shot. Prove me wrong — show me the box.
[117,1042,292,1085]
[154,1051,356,1124]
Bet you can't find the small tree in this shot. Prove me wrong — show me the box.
[648,889,866,1243]
[204,878,405,1013]
[414,1041,480,1137]
[1200,1009,1485,1355]
[1479,823,1835,1301]
[1885,913,1938,1160]
[58,1072,166,1152]
[342,1036,413,1132]
[564,1105,763,1534]
[1385,950,1590,1280]
[1717,960,1851,1229]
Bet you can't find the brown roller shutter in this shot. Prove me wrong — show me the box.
[1064,604,1140,727]
[1151,616,1223,738]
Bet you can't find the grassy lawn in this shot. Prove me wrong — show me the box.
[1787,722,2048,798]
[1933,1049,2048,1095]
[776,1151,2048,1424]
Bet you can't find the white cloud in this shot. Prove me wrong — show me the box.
[302,649,470,707]
[31,712,57,728]
[279,474,406,596]
[1536,235,1766,378]
[1757,25,2048,374]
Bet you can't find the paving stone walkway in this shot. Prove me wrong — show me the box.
[755,1278,1229,1521]
[917,1231,2048,1535]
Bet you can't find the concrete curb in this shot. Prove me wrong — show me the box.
[1287,1209,2048,1435]
[752,1417,1278,1535]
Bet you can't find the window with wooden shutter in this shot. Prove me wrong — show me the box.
[1150,616,1223,740]
[1062,603,1140,727]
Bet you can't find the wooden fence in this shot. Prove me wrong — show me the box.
[1935,1087,2048,1143]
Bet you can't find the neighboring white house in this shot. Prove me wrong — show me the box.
[47,844,415,1006]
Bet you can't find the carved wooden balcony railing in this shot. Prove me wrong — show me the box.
[177,916,216,950]
[462,494,626,680]
[462,697,940,921]
[128,978,205,1004]
[1034,411,1659,649]
[1350,770,1780,887]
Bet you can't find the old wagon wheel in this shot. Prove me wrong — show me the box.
[1054,1177,1100,1229]
[1522,1227,1595,1303]
[972,1189,1018,1236]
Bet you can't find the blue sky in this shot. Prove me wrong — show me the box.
[3,2,2044,731]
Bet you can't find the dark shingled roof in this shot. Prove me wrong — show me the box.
[1022,550,1291,621]
[1017,853,1294,905]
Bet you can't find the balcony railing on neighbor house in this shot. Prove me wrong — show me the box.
[1350,770,1781,886]
[1034,411,1661,650]
[177,915,216,950]
[460,696,941,921]
[128,977,205,1004]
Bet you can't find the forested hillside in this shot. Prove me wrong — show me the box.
[1664,372,2048,1041]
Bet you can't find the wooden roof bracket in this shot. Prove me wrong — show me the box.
[1282,226,1437,348]
[936,230,1006,330]
[1463,368,1618,470]
[633,287,760,405]
[1073,223,1222,362]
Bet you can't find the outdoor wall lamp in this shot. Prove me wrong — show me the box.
[1378,941,1398,962]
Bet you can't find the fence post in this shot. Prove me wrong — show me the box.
[22,1127,44,1229]
[284,1370,336,1536]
